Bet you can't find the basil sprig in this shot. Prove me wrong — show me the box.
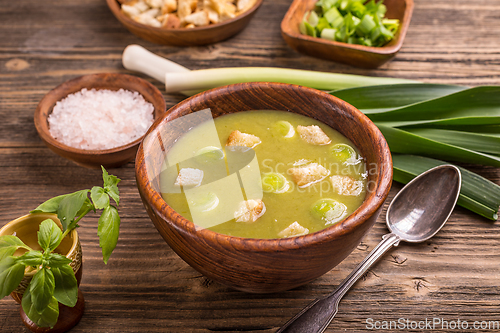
[0,167,121,328]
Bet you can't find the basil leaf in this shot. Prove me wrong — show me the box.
[102,166,120,206]
[98,205,120,264]
[22,290,59,328]
[91,186,109,210]
[0,256,26,299]
[52,265,78,307]
[46,253,72,268]
[57,190,89,232]
[30,194,68,214]
[15,250,43,267]
[0,235,30,262]
[76,197,94,216]
[38,219,62,253]
[30,267,55,314]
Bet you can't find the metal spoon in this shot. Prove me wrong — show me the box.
[277,164,462,333]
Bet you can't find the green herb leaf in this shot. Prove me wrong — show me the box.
[0,256,26,299]
[37,219,63,253]
[52,265,78,307]
[91,186,109,210]
[15,251,43,267]
[46,253,72,268]
[30,194,68,214]
[102,166,121,206]
[98,205,120,264]
[57,190,90,232]
[22,290,59,328]
[30,267,55,314]
[0,235,30,262]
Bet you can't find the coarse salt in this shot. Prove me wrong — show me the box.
[48,88,155,150]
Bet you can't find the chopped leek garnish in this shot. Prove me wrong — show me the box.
[262,173,290,193]
[331,143,359,165]
[195,146,224,164]
[188,192,219,213]
[310,198,348,225]
[302,0,399,47]
[272,120,295,138]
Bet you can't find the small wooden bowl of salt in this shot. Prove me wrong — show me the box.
[34,73,166,168]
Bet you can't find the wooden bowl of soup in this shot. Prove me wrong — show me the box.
[135,82,392,293]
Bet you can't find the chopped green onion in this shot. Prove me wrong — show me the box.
[188,191,219,213]
[321,28,337,41]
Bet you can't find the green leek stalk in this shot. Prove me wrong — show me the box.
[163,68,414,94]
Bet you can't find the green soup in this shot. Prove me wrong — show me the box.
[161,110,367,239]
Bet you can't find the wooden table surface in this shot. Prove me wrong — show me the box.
[1,0,499,332]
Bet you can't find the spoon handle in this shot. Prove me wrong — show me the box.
[276,233,401,333]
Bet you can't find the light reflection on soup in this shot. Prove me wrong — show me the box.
[161,110,367,239]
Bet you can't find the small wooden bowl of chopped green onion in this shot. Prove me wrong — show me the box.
[281,0,414,68]
[34,73,166,169]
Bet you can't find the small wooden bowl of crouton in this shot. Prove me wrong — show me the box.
[135,82,392,293]
[106,0,263,46]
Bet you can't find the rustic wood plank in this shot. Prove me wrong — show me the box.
[1,0,500,332]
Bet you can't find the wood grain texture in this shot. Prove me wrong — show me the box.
[1,0,499,332]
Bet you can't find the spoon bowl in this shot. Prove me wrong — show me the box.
[277,165,461,333]
[387,165,462,242]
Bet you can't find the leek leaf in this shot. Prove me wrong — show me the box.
[392,155,500,220]
[376,124,500,167]
[405,128,500,155]
[330,83,466,112]
[365,86,500,123]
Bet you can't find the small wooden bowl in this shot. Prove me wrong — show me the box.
[281,0,414,68]
[34,73,166,169]
[135,82,393,293]
[106,0,263,46]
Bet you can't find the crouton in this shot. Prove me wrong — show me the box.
[234,199,266,223]
[161,0,177,14]
[288,163,330,188]
[182,10,209,26]
[278,221,309,238]
[205,7,219,23]
[121,4,141,17]
[160,13,181,28]
[237,0,257,12]
[133,8,161,27]
[296,125,331,145]
[144,0,163,8]
[178,0,197,19]
[226,130,261,148]
[329,175,364,196]
[219,2,236,21]
[174,168,204,187]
